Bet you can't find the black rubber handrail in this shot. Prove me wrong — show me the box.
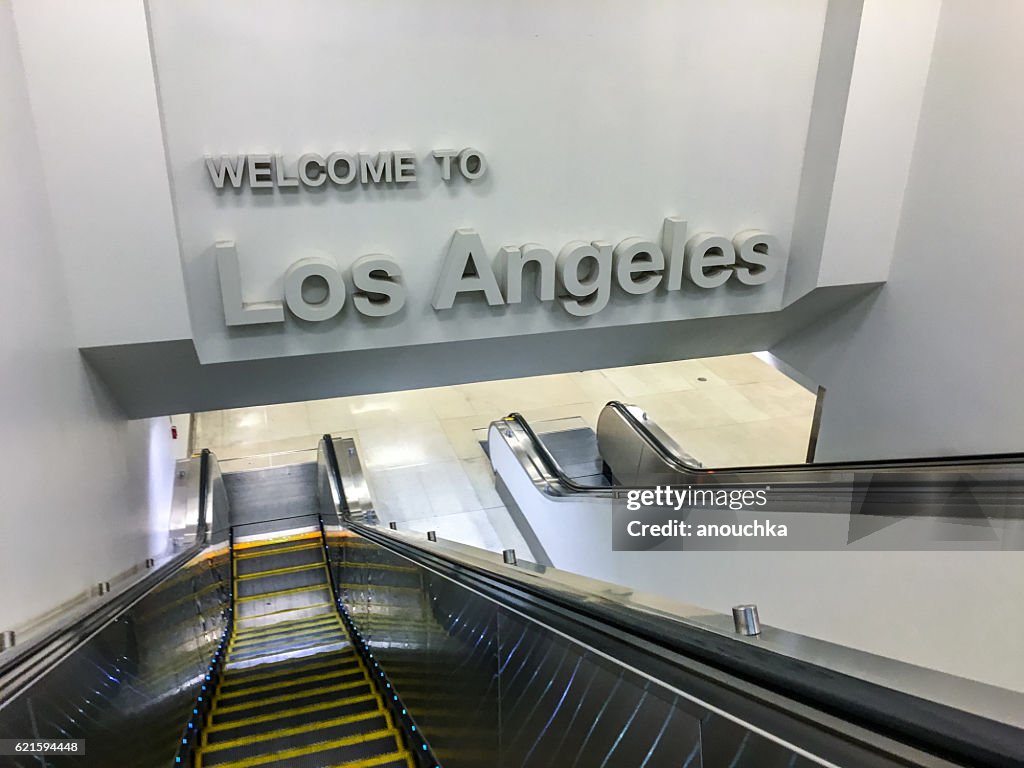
[0,450,212,705]
[504,406,1024,495]
[604,400,1024,474]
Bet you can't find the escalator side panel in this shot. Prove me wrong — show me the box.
[496,608,702,767]
[0,548,232,768]
[328,530,501,767]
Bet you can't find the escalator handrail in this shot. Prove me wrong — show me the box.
[604,400,1024,474]
[0,450,213,705]
[502,406,1024,497]
[321,434,1024,768]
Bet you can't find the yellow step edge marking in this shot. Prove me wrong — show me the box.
[222,647,351,677]
[324,751,414,768]
[236,602,335,621]
[229,622,344,651]
[217,655,355,693]
[233,613,341,639]
[236,583,331,604]
[232,618,344,643]
[212,678,371,715]
[337,582,420,593]
[234,585,327,606]
[235,561,328,581]
[229,616,342,644]
[217,665,363,700]
[226,639,350,667]
[233,531,323,552]
[200,708,388,754]
[196,727,400,768]
[234,541,323,560]
[203,693,377,739]
[339,562,418,574]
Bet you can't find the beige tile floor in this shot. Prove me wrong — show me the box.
[197,354,815,553]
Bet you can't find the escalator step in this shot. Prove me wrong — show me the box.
[228,627,348,661]
[325,754,412,768]
[235,567,331,598]
[236,561,327,581]
[236,583,333,604]
[203,694,380,746]
[231,617,341,643]
[235,546,326,575]
[219,652,354,690]
[227,640,352,671]
[235,604,337,631]
[218,666,365,704]
[231,616,343,647]
[198,729,403,768]
[234,534,322,557]
[211,679,374,725]
[237,595,335,623]
[199,711,391,766]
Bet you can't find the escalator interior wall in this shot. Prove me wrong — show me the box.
[329,530,828,768]
[0,548,232,768]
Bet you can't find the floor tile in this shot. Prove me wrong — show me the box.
[306,398,357,434]
[700,353,785,385]
[358,421,457,470]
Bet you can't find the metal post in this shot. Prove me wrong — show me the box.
[732,604,761,636]
[1,631,15,651]
[426,531,437,542]
[388,522,398,530]
[502,549,517,565]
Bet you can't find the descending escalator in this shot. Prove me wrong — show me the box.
[1,439,1022,768]
[196,531,413,768]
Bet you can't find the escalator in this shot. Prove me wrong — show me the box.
[196,532,412,768]
[499,400,1024,491]
[1,436,1022,768]
[486,400,1024,559]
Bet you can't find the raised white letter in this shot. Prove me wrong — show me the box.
[503,243,556,304]
[685,233,735,289]
[204,155,246,189]
[247,155,273,189]
[432,148,458,181]
[613,238,664,295]
[215,241,285,326]
[662,217,687,291]
[732,230,781,286]
[351,255,406,317]
[557,241,613,317]
[432,229,505,310]
[283,257,346,322]
[359,152,394,184]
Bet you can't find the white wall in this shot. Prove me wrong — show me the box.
[815,0,941,287]
[0,1,178,631]
[11,0,192,348]
[147,0,828,365]
[491,429,1024,692]
[774,0,1024,461]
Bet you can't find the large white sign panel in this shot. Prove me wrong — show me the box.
[147,0,828,364]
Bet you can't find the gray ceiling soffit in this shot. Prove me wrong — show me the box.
[81,282,882,419]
